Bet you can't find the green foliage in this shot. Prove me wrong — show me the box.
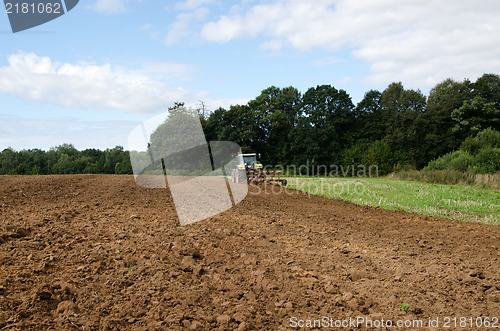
[452,96,500,136]
[475,128,500,149]
[339,140,371,168]
[399,304,411,312]
[354,90,384,141]
[392,170,500,190]
[472,148,500,173]
[248,86,302,165]
[52,153,75,174]
[424,78,472,160]
[288,84,355,172]
[425,152,452,171]
[3,73,499,176]
[473,73,500,107]
[393,169,473,186]
[365,140,395,175]
[0,145,132,175]
[148,103,214,176]
[448,151,474,172]
[425,151,472,172]
[288,177,500,224]
[379,82,428,167]
[424,128,500,174]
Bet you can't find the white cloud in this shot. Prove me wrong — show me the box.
[139,23,162,40]
[165,0,221,45]
[0,52,248,114]
[311,57,340,67]
[259,39,284,51]
[165,8,210,45]
[199,0,500,89]
[92,0,141,14]
[0,52,193,113]
[175,0,215,11]
[139,61,194,81]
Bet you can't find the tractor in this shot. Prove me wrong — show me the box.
[231,153,287,186]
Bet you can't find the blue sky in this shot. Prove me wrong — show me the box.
[1,0,500,151]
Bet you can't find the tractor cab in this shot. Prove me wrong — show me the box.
[240,153,262,171]
[231,152,286,186]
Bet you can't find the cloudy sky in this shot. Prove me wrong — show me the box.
[1,0,499,150]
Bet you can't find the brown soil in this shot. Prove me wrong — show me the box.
[0,175,498,330]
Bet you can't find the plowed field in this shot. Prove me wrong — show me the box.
[0,175,499,330]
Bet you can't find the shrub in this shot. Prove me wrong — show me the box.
[471,148,500,173]
[460,136,479,155]
[392,162,415,173]
[449,151,474,172]
[364,140,395,175]
[425,128,500,174]
[339,140,370,168]
[476,128,500,149]
[392,169,496,188]
[424,151,455,171]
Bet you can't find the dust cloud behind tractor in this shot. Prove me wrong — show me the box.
[5,0,80,33]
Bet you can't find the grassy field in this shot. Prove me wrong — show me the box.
[286,177,500,225]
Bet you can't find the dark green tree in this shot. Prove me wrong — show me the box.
[473,73,500,107]
[296,85,355,167]
[379,82,427,167]
[424,78,472,160]
[364,140,396,175]
[218,104,258,153]
[452,97,500,137]
[0,148,17,174]
[354,90,384,142]
[52,153,75,174]
[202,107,226,142]
[248,86,302,165]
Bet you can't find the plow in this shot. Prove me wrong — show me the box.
[231,153,287,186]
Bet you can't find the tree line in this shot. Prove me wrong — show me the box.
[201,73,500,175]
[0,144,132,175]
[1,73,499,176]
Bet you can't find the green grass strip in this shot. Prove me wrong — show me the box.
[286,177,500,225]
